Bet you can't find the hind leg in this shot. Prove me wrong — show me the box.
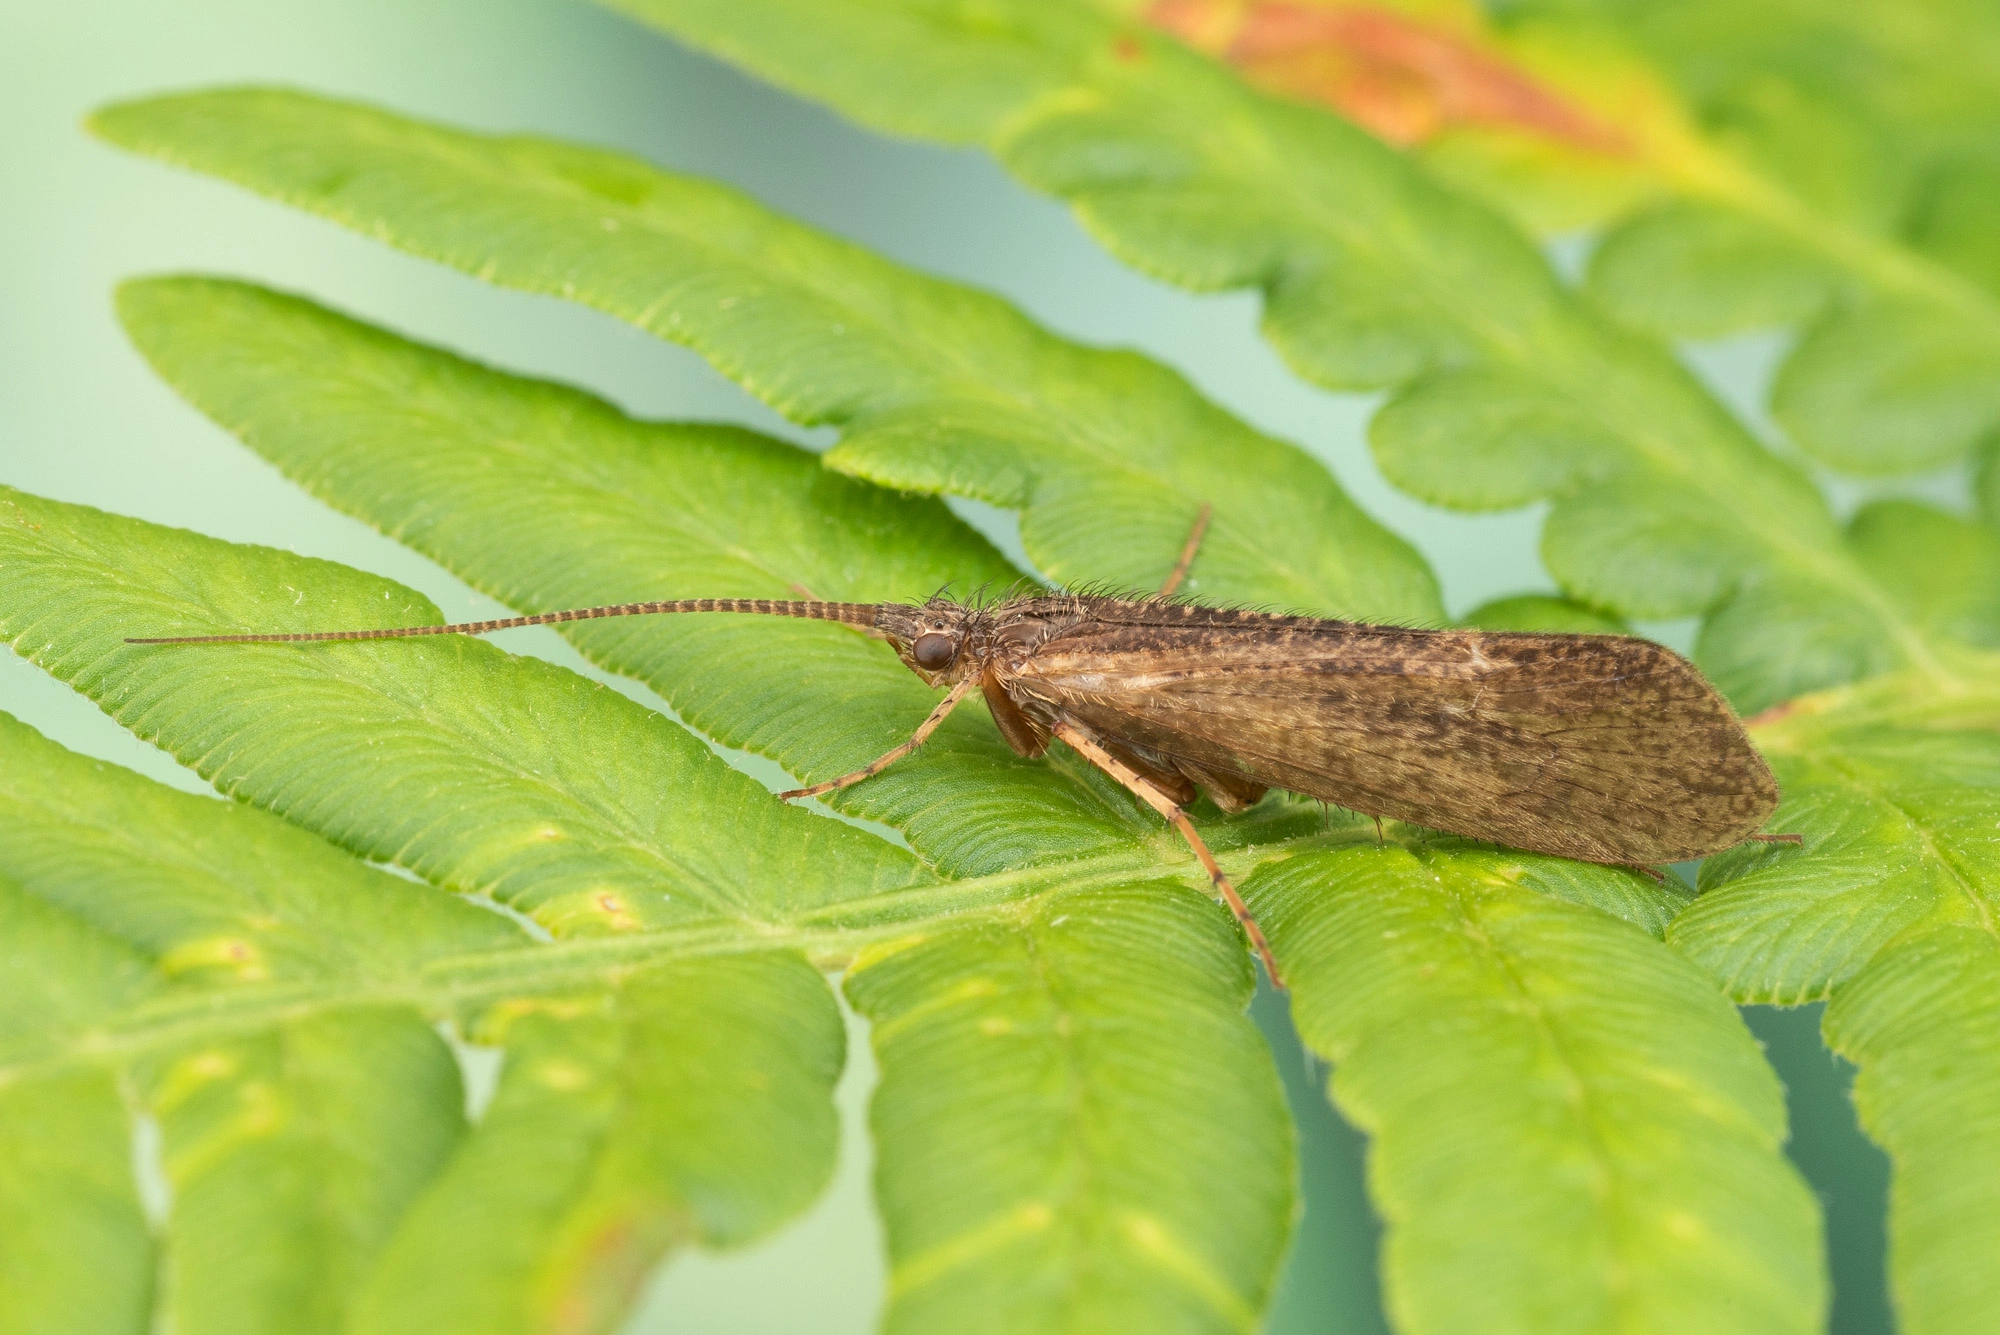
[1053,718,1284,988]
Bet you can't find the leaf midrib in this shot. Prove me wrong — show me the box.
[1749,658,2000,744]
[1677,134,2000,342]
[1819,751,1998,940]
[877,901,1259,1331]
[1446,880,1636,1329]
[1545,9,2000,345]
[0,819,1395,1092]
[1680,0,2000,158]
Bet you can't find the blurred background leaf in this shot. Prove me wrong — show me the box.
[1121,0,2000,478]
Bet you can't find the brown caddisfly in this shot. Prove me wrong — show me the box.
[128,509,1796,985]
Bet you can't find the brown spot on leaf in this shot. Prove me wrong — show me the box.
[543,1201,699,1335]
[1146,0,1629,154]
[594,891,640,931]
[1746,698,1800,729]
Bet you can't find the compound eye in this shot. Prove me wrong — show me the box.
[911,633,956,670]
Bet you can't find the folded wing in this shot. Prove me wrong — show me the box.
[1000,602,1776,864]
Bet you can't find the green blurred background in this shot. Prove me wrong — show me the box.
[1,2,1897,1330]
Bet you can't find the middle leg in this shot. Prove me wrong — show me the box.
[1158,503,1212,598]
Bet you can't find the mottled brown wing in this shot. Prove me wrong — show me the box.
[995,601,1777,864]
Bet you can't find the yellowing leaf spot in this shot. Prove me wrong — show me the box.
[1664,1209,1705,1242]
[888,1199,1059,1297]
[847,932,932,975]
[1121,1209,1259,1327]
[593,891,640,931]
[546,1213,670,1335]
[950,976,1000,1001]
[1146,0,1629,154]
[189,1051,234,1079]
[234,1080,283,1137]
[151,1048,249,1120]
[1126,1212,1169,1249]
[537,1059,592,1092]
[980,1015,1015,1036]
[542,888,645,934]
[480,994,598,1044]
[159,935,270,982]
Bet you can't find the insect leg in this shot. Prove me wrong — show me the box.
[1749,832,1804,845]
[1099,738,1198,807]
[1175,760,1267,814]
[778,676,979,800]
[1051,718,1284,989]
[1157,503,1212,598]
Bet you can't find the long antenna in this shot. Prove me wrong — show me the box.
[125,598,884,645]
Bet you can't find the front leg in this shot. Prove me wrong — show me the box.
[779,676,978,800]
[981,670,1050,757]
